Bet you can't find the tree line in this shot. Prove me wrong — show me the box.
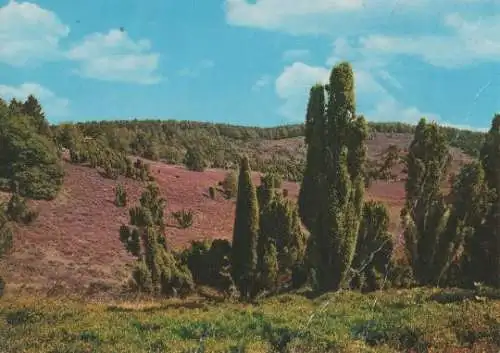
[49,109,485,183]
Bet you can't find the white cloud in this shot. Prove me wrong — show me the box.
[0,83,69,117]
[225,0,484,34]
[66,29,161,84]
[0,2,163,85]
[252,75,272,91]
[368,97,440,124]
[225,1,500,69]
[225,0,364,33]
[0,0,69,66]
[359,13,500,68]
[274,61,440,124]
[177,59,214,78]
[282,49,310,61]
[274,40,441,125]
[275,62,329,120]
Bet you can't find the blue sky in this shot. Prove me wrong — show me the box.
[0,0,499,130]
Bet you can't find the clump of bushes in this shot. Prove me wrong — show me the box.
[172,209,194,229]
[119,183,194,296]
[68,140,154,182]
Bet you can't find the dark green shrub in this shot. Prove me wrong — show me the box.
[70,149,81,163]
[114,183,127,207]
[387,259,416,289]
[102,162,119,180]
[172,209,194,229]
[291,262,309,289]
[184,147,206,172]
[350,201,393,292]
[222,171,238,199]
[0,100,64,200]
[180,239,233,293]
[6,192,38,225]
[131,261,153,293]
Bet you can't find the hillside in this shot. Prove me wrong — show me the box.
[0,131,473,296]
[55,119,483,182]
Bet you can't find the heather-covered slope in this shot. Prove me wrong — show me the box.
[0,130,472,295]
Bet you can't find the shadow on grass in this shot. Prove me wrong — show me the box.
[350,319,430,352]
[429,287,500,304]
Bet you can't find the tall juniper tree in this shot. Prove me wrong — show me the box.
[309,61,368,292]
[477,115,500,287]
[298,84,326,233]
[401,118,452,285]
[231,155,260,300]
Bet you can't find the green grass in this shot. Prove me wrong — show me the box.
[1,288,500,352]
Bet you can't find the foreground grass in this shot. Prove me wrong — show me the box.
[1,288,500,353]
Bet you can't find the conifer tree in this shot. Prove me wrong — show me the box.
[255,226,279,295]
[257,172,282,210]
[8,99,23,116]
[442,161,492,286]
[22,95,52,138]
[0,103,63,200]
[378,144,401,181]
[0,98,7,117]
[184,147,206,172]
[115,183,127,207]
[351,201,393,292]
[477,115,500,286]
[119,183,193,295]
[401,118,452,285]
[231,155,260,300]
[298,84,326,232]
[222,170,238,199]
[311,61,368,291]
[257,193,306,293]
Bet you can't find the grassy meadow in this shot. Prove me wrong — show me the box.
[1,288,500,353]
